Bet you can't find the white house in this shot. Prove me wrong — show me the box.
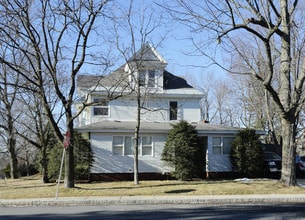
[76,43,241,181]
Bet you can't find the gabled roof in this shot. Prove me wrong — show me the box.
[129,43,167,64]
[76,120,241,135]
[77,43,197,91]
[77,69,194,91]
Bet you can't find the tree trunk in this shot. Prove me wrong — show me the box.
[279,118,297,186]
[64,123,74,188]
[134,128,139,185]
[8,144,18,179]
[41,145,49,183]
[8,117,18,179]
[265,90,279,145]
[133,86,141,185]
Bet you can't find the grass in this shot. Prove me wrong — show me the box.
[1,175,305,199]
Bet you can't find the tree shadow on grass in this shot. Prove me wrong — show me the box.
[165,189,196,194]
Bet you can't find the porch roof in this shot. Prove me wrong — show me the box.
[76,120,241,135]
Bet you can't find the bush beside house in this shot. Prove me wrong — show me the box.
[161,120,205,180]
[231,128,264,178]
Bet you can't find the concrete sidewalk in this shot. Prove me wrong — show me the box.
[1,194,305,207]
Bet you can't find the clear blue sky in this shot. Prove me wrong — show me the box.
[103,0,227,84]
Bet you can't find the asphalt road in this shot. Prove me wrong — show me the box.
[1,203,305,220]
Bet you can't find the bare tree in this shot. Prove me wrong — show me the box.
[16,90,56,183]
[0,64,20,178]
[162,0,305,185]
[110,0,167,184]
[0,0,112,188]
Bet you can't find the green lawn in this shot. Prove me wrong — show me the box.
[1,175,305,199]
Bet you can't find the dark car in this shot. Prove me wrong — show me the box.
[296,155,305,177]
[263,151,282,177]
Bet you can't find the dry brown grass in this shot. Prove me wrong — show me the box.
[1,175,305,199]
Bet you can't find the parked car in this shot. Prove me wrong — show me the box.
[263,151,282,177]
[296,155,305,177]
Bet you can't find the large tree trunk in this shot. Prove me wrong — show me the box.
[41,145,49,183]
[278,0,296,186]
[8,143,18,179]
[8,114,18,179]
[280,118,297,186]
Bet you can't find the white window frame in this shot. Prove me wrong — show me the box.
[212,136,234,155]
[141,136,153,156]
[112,136,124,155]
[112,136,154,156]
[137,69,156,88]
[92,97,109,116]
[148,70,156,87]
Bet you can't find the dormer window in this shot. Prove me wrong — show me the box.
[148,70,155,87]
[138,69,156,87]
[139,70,146,86]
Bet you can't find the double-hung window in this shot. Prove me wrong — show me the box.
[141,136,153,155]
[138,70,156,87]
[112,136,153,156]
[92,97,109,116]
[148,70,155,87]
[212,137,234,155]
[113,136,124,155]
[139,70,146,87]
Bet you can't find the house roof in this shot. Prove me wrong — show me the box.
[76,120,241,135]
[77,69,194,91]
[77,44,196,91]
[129,43,167,64]
[163,70,192,89]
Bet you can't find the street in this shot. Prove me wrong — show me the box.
[1,203,305,220]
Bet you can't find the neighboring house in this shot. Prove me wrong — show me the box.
[76,43,241,181]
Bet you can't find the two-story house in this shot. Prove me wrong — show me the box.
[76,43,240,181]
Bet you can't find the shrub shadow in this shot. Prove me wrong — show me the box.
[165,189,196,194]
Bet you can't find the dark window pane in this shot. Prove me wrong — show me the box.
[169,101,177,120]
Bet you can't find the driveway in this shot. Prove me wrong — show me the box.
[297,178,305,187]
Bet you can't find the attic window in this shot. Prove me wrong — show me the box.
[148,70,155,87]
[139,70,146,86]
[138,70,155,87]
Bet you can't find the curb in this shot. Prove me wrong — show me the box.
[2,194,305,207]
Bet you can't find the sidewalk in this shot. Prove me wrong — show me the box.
[2,194,305,207]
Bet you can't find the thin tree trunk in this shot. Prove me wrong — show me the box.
[265,90,279,145]
[64,123,74,188]
[134,83,140,185]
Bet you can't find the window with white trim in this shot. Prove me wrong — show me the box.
[113,136,123,155]
[112,136,153,156]
[148,70,155,87]
[92,97,109,116]
[141,136,153,155]
[212,137,234,155]
[138,70,156,87]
